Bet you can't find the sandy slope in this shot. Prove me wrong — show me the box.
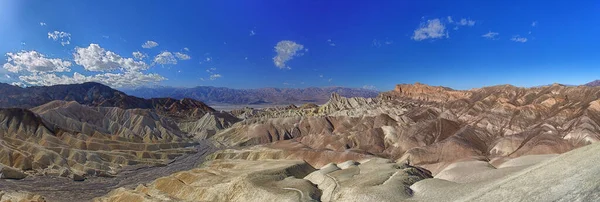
[411,142,600,201]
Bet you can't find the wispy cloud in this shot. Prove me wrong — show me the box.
[482,31,499,39]
[327,39,336,46]
[457,18,476,26]
[272,40,306,69]
[141,40,159,49]
[372,39,393,47]
[362,85,377,90]
[250,30,256,36]
[531,21,538,27]
[39,22,46,26]
[47,31,71,46]
[511,35,528,43]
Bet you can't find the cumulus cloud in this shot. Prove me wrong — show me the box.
[482,31,499,39]
[175,52,191,60]
[40,22,46,26]
[48,31,71,46]
[272,40,306,69]
[142,41,159,49]
[153,51,177,65]
[132,51,146,60]
[18,71,165,88]
[412,19,448,41]
[511,35,528,43]
[3,51,72,73]
[74,44,149,72]
[209,74,222,80]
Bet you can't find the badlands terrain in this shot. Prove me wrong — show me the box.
[1,82,600,201]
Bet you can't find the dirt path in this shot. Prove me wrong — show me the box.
[0,141,217,202]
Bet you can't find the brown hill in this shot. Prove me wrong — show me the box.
[0,101,198,179]
[207,83,600,174]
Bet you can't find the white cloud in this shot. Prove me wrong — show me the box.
[319,74,323,78]
[482,31,499,39]
[205,57,212,62]
[132,51,146,60]
[47,31,71,46]
[327,39,336,46]
[457,18,476,26]
[102,35,110,39]
[272,40,306,69]
[40,22,46,26]
[362,85,377,90]
[3,51,72,73]
[74,44,149,72]
[11,82,26,87]
[18,71,165,88]
[175,52,191,60]
[412,19,448,41]
[153,51,177,65]
[447,16,454,23]
[511,35,528,43]
[183,47,189,51]
[209,74,222,80]
[206,67,216,73]
[5,74,10,79]
[244,57,248,60]
[250,30,256,36]
[142,41,159,49]
[532,21,538,27]
[283,82,290,86]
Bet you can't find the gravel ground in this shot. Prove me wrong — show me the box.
[0,141,217,202]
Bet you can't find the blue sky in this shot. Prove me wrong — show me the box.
[1,0,600,90]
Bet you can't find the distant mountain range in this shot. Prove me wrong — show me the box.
[123,86,379,105]
[0,82,214,120]
[584,80,600,87]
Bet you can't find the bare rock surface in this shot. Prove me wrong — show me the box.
[0,190,46,202]
[411,142,600,201]
[0,101,199,179]
[0,143,215,202]
[96,157,432,202]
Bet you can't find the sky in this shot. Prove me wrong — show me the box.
[1,0,600,91]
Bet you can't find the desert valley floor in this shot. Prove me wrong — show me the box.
[1,82,600,202]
